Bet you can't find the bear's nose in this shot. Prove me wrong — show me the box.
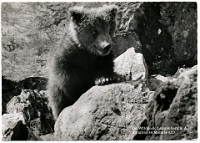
[103,44,111,52]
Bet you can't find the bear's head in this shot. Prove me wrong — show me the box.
[68,5,118,56]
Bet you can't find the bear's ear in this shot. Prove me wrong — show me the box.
[69,6,85,25]
[102,5,118,19]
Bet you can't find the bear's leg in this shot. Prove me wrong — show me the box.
[48,71,93,119]
[48,84,74,119]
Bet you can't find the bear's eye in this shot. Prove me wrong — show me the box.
[93,30,98,36]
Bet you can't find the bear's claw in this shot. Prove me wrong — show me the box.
[95,73,132,85]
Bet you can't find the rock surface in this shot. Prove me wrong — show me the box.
[114,47,148,81]
[40,133,55,141]
[104,2,197,76]
[112,2,142,58]
[2,112,28,140]
[134,65,197,140]
[132,2,197,75]
[54,83,152,140]
[2,76,47,114]
[3,89,54,140]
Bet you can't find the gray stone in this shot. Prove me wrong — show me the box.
[54,83,150,140]
[133,2,197,75]
[5,89,54,139]
[135,65,197,140]
[2,112,28,140]
[114,47,148,81]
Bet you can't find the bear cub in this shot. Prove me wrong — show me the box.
[48,5,119,119]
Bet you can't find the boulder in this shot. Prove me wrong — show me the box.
[134,65,197,140]
[5,89,54,140]
[159,3,197,67]
[2,76,48,114]
[2,112,28,140]
[114,47,148,81]
[54,83,152,140]
[110,2,197,76]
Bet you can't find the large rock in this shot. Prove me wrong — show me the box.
[114,47,148,81]
[159,3,197,67]
[134,65,197,140]
[133,2,197,75]
[2,76,48,114]
[5,89,54,140]
[111,2,197,76]
[54,83,152,140]
[2,112,28,140]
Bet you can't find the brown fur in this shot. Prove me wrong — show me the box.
[48,5,118,119]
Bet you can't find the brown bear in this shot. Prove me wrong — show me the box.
[48,5,119,119]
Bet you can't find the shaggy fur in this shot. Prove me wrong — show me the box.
[48,5,118,119]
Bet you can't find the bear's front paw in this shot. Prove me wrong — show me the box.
[95,73,132,85]
[95,77,121,85]
[95,77,110,85]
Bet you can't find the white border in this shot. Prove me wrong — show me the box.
[0,1,199,143]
